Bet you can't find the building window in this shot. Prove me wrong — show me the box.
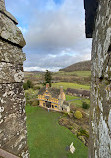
[52,105,54,108]
[45,96,49,99]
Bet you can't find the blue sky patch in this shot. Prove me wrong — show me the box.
[53,0,64,5]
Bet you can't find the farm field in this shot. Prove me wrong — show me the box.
[52,82,90,90]
[53,71,91,77]
[24,70,91,85]
[26,106,88,158]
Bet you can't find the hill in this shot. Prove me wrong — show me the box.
[59,60,91,72]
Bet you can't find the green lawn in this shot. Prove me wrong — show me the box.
[53,71,91,78]
[66,95,90,108]
[71,71,91,77]
[26,106,88,158]
[52,82,90,90]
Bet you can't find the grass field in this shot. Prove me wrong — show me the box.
[26,106,88,158]
[53,71,91,78]
[66,95,90,108]
[52,82,90,90]
[71,71,91,77]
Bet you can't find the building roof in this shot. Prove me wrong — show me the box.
[84,0,98,38]
[38,87,60,98]
[38,87,46,95]
[63,101,69,106]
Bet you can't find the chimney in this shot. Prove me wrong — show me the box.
[59,86,65,107]
[0,0,6,11]
[60,86,63,94]
[60,86,64,100]
[46,83,49,89]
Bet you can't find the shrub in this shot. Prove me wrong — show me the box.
[78,136,86,144]
[82,102,90,109]
[74,110,82,119]
[33,85,41,90]
[68,126,73,130]
[25,89,39,106]
[23,82,28,90]
[32,99,39,106]
[77,128,89,138]
[62,112,68,117]
[26,103,31,106]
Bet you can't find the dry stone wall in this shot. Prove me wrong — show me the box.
[0,0,29,157]
[89,0,111,157]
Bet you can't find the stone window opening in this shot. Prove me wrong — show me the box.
[108,44,111,53]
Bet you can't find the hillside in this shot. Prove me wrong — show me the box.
[24,70,91,86]
[59,60,91,72]
[24,61,91,85]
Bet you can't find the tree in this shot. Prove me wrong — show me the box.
[44,70,52,87]
[27,80,33,89]
[23,80,33,90]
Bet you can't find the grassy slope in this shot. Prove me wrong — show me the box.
[59,60,91,72]
[52,82,90,90]
[26,106,88,158]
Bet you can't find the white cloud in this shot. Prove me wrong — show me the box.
[24,66,61,72]
[24,51,91,72]
[6,0,92,71]
[25,0,86,54]
[18,26,28,34]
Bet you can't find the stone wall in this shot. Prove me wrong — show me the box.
[0,0,29,157]
[89,0,111,157]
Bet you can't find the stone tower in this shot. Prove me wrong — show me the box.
[84,0,111,157]
[0,0,29,157]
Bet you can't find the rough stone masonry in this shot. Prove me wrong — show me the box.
[84,0,111,157]
[0,0,29,157]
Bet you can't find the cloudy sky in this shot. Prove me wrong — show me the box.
[6,0,92,71]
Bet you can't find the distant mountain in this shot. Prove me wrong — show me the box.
[24,71,44,73]
[59,60,91,72]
